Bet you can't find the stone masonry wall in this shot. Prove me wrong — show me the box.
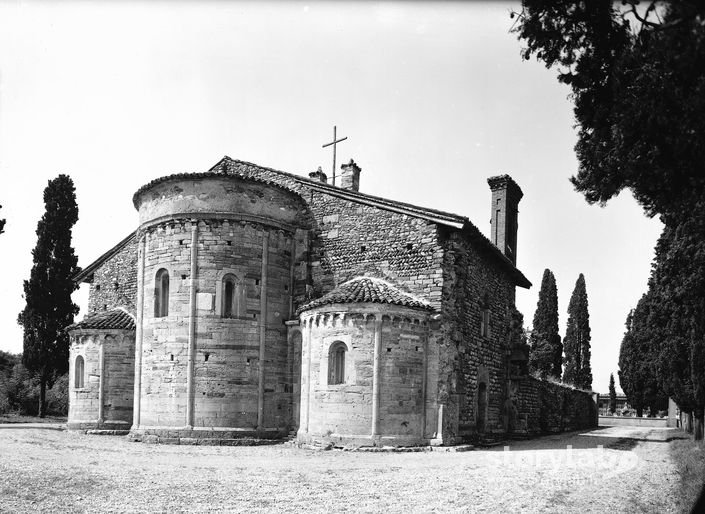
[300,305,429,446]
[103,333,135,424]
[68,336,101,423]
[139,218,294,430]
[439,229,517,442]
[68,331,134,430]
[516,377,598,434]
[88,236,138,315]
[214,160,445,310]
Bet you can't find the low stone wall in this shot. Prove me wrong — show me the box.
[516,377,598,436]
[599,416,668,428]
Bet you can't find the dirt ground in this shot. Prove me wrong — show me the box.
[0,425,694,513]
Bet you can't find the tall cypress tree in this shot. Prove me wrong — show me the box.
[17,175,79,417]
[563,274,592,389]
[528,269,562,379]
[608,373,617,414]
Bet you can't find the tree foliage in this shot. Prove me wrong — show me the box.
[563,274,592,389]
[17,175,79,417]
[514,0,705,437]
[528,269,562,379]
[608,373,617,414]
[513,0,705,219]
[619,288,674,418]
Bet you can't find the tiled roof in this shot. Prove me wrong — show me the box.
[299,277,433,313]
[66,309,135,332]
[210,157,530,289]
[131,170,301,209]
[209,157,468,228]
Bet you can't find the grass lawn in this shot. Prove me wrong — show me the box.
[669,438,705,512]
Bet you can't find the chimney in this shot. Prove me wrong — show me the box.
[308,166,328,183]
[487,175,523,265]
[339,159,361,191]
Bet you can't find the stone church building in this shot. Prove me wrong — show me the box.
[67,156,596,446]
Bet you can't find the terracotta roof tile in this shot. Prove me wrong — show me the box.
[67,309,135,331]
[299,277,432,313]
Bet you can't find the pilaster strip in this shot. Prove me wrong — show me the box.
[257,232,270,429]
[186,221,199,428]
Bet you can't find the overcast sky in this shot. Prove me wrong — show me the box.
[0,1,663,394]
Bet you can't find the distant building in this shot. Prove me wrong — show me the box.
[597,393,630,415]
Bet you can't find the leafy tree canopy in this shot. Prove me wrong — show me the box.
[514,0,705,220]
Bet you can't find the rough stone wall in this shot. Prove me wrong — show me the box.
[439,229,517,442]
[139,218,295,430]
[213,161,445,309]
[87,237,138,314]
[516,377,598,434]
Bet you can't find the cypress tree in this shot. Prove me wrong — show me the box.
[17,175,79,417]
[528,269,562,379]
[563,274,592,389]
[608,373,617,414]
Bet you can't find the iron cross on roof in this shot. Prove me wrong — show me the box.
[322,125,348,186]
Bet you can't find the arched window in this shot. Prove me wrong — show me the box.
[222,274,237,318]
[74,355,84,389]
[154,269,169,317]
[328,342,347,385]
[221,273,246,318]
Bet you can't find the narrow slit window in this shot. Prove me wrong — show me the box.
[328,342,347,385]
[154,268,169,317]
[74,356,84,388]
[480,294,491,338]
[480,308,491,338]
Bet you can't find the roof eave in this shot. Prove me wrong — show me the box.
[72,231,137,284]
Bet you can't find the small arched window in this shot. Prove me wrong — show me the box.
[154,269,169,317]
[222,274,237,318]
[328,342,347,385]
[74,355,85,389]
[222,273,246,318]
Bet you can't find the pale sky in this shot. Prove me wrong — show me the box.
[0,1,663,394]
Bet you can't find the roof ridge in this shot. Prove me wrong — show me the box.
[218,156,468,224]
[298,275,433,314]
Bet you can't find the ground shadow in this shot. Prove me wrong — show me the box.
[482,426,688,453]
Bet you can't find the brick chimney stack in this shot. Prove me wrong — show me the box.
[309,167,328,184]
[340,159,361,191]
[487,175,523,265]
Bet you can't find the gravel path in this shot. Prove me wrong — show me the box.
[0,425,690,513]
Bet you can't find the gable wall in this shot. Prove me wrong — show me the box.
[217,162,446,309]
[87,237,138,315]
[439,229,517,441]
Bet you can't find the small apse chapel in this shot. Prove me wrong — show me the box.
[66,156,597,446]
